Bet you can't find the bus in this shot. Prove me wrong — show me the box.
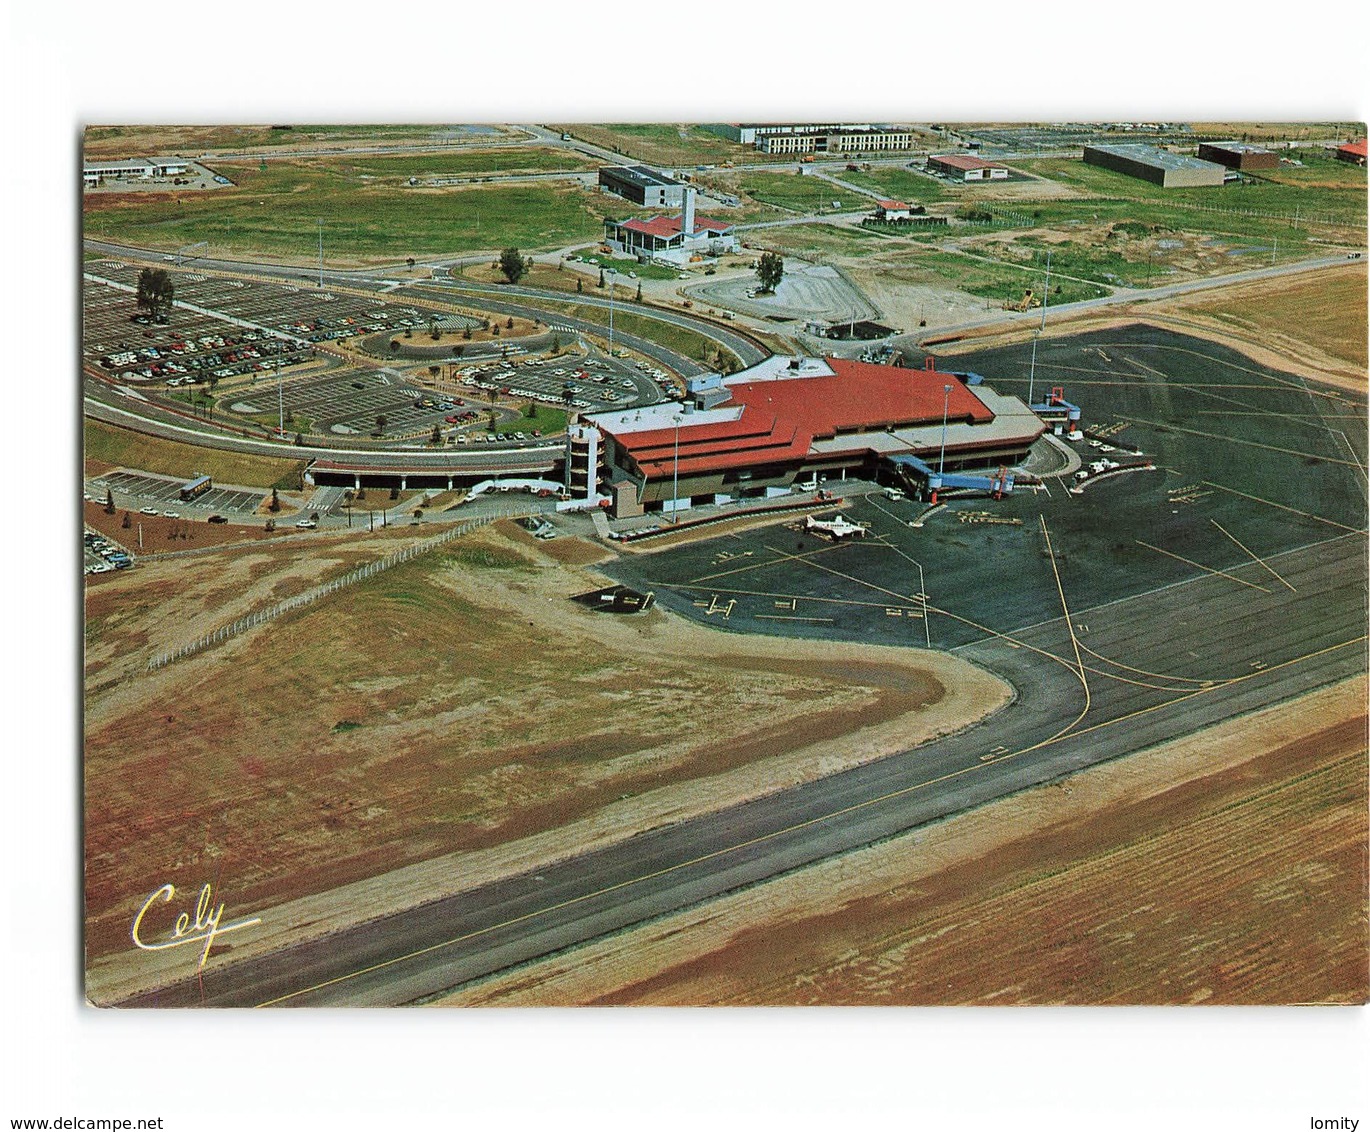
[179,474,212,502]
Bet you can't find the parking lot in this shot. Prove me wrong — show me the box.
[88,470,265,516]
[83,267,314,383]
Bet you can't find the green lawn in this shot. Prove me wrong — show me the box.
[254,148,596,181]
[557,124,746,168]
[493,404,568,437]
[525,295,735,365]
[83,160,606,261]
[736,171,863,214]
[574,252,681,280]
[886,248,1109,306]
[1017,157,1366,230]
[841,167,956,205]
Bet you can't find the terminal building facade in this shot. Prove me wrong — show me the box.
[583,355,1044,517]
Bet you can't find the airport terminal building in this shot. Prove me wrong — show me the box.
[584,355,1044,516]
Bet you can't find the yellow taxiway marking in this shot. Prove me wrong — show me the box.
[1037,515,1091,741]
[253,632,1369,1008]
[1200,480,1365,535]
[1135,540,1272,593]
[1209,519,1298,593]
[687,540,850,585]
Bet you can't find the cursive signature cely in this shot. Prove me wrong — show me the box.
[131,883,262,970]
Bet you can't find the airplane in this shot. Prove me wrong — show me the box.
[805,513,869,540]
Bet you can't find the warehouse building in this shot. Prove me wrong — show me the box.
[1336,138,1367,166]
[1196,141,1279,171]
[585,355,1043,516]
[927,153,1010,181]
[1082,144,1226,188]
[597,165,687,208]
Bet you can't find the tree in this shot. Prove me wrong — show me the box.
[756,251,784,294]
[135,267,175,321]
[576,278,584,294]
[498,247,528,284]
[121,511,131,529]
[635,282,643,302]
[104,488,115,515]
[431,423,442,445]
[269,488,280,513]
[406,257,416,269]
[390,339,401,352]
[428,364,441,378]
[506,316,514,330]
[429,319,440,340]
[597,268,605,289]
[462,326,472,341]
[295,432,304,446]
[389,485,399,501]
[375,414,387,435]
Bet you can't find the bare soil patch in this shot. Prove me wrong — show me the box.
[440,677,1367,1006]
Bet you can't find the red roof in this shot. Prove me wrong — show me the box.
[608,358,996,478]
[876,199,911,210]
[930,153,1006,171]
[620,213,734,239]
[1339,138,1367,158]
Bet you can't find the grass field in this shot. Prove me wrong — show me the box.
[83,159,606,262]
[83,524,984,964]
[735,171,863,214]
[554,124,750,168]
[751,223,894,260]
[493,403,568,437]
[1017,157,1367,234]
[83,124,522,158]
[84,419,305,489]
[258,148,595,181]
[1180,265,1368,372]
[443,678,1368,1006]
[573,252,681,280]
[841,167,956,205]
[882,247,1108,306]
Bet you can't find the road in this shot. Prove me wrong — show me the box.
[119,530,1365,1006]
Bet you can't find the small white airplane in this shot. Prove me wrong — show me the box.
[806,513,868,539]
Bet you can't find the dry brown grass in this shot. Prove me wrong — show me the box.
[84,522,1008,976]
[442,678,1368,1007]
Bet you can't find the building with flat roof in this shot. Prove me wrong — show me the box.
[1196,141,1278,171]
[1082,144,1226,188]
[927,153,1010,181]
[586,355,1043,515]
[82,156,190,186]
[603,188,737,265]
[598,165,687,208]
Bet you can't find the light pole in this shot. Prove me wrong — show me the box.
[938,383,952,477]
[1027,329,1039,407]
[317,219,324,288]
[277,367,284,439]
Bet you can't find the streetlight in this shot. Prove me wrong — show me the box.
[938,383,952,477]
[1027,329,1040,407]
[1038,248,1051,333]
[317,219,324,288]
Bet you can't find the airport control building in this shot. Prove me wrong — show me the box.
[583,355,1044,517]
